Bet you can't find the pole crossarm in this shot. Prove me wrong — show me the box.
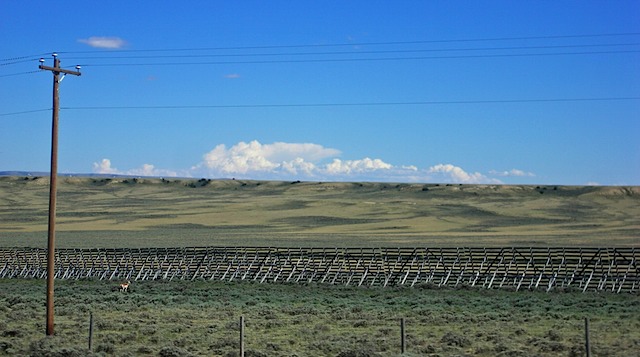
[38,65,81,76]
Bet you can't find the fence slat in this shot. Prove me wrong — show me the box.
[0,247,637,292]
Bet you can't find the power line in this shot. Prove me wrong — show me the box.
[56,97,640,111]
[0,58,41,66]
[3,47,635,83]
[4,31,638,62]
[55,31,640,55]
[0,108,50,117]
[0,53,49,63]
[2,32,637,75]
[59,42,640,61]
[3,97,638,117]
[0,70,40,78]
[77,49,640,67]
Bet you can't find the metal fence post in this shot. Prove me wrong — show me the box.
[240,315,245,357]
[585,317,591,357]
[401,317,406,354]
[88,312,94,351]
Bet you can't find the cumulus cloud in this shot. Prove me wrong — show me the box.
[281,157,316,176]
[199,140,340,177]
[428,164,501,184]
[78,36,127,49]
[92,158,178,177]
[92,141,529,184]
[324,158,392,175]
[489,169,535,177]
[92,158,119,174]
[202,142,278,174]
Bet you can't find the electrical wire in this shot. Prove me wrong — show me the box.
[2,32,638,75]
[77,49,640,67]
[0,70,40,78]
[55,31,640,55]
[0,58,41,66]
[0,53,49,63]
[5,46,636,74]
[59,97,640,110]
[59,42,640,61]
[3,97,638,117]
[2,33,638,118]
[0,109,50,117]
[3,31,639,61]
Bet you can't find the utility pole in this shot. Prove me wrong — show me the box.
[38,53,81,336]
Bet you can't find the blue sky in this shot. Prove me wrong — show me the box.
[1,1,639,185]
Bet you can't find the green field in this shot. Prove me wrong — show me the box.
[0,176,638,248]
[1,279,639,356]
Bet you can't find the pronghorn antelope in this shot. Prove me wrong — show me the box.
[120,280,131,293]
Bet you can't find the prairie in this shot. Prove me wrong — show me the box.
[0,176,638,248]
[0,176,638,356]
[1,279,639,356]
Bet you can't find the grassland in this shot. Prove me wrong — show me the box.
[1,176,639,356]
[1,278,639,356]
[0,176,638,248]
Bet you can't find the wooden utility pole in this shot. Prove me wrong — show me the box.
[38,54,81,336]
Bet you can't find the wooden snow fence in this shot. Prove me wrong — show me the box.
[0,247,637,293]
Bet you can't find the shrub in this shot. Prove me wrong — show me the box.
[158,346,195,357]
[95,342,115,354]
[29,337,92,357]
[545,329,561,341]
[352,320,368,328]
[246,349,268,357]
[137,345,154,354]
[335,349,377,357]
[2,329,24,338]
[0,341,13,354]
[440,331,471,347]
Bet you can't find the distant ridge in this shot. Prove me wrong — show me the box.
[0,171,217,181]
[0,171,128,178]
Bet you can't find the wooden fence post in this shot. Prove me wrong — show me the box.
[240,315,245,357]
[400,317,406,354]
[585,317,591,357]
[88,312,94,351]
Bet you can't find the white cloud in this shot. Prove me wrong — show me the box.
[324,158,392,175]
[200,140,339,176]
[263,142,341,162]
[193,141,405,181]
[126,164,173,177]
[92,141,532,184]
[92,159,178,177]
[92,158,119,174]
[224,73,241,79]
[490,169,535,177]
[202,142,277,174]
[78,36,127,49]
[281,157,317,176]
[428,164,501,184]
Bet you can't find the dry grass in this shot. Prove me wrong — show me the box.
[0,176,638,248]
